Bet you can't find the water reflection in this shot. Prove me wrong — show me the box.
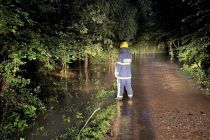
[27,47,166,139]
[111,52,167,140]
[26,63,115,140]
[112,100,134,139]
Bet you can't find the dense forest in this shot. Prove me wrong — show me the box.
[0,0,210,139]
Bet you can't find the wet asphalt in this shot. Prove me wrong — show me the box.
[111,53,210,140]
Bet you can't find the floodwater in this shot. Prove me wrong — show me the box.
[26,63,115,139]
[111,53,210,140]
[26,51,210,140]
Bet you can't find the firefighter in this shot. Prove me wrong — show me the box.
[115,41,133,100]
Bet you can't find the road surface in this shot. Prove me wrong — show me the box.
[111,53,210,140]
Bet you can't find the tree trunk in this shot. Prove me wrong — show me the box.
[61,60,67,77]
[169,42,174,61]
[84,53,89,91]
[84,53,88,70]
[0,77,7,93]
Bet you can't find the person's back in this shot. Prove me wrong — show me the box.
[115,42,133,100]
[117,48,132,79]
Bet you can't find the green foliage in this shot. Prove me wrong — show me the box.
[179,36,210,90]
[147,0,210,91]
[0,0,145,139]
[182,64,207,86]
[23,105,37,118]
[53,87,116,140]
[179,37,210,68]
[0,5,26,34]
[0,85,46,138]
[89,47,118,64]
[1,0,210,139]
[2,112,28,135]
[79,104,116,139]
[108,0,138,41]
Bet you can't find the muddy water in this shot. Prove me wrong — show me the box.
[111,53,210,140]
[26,63,115,140]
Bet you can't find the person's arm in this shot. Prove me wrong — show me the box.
[115,55,122,78]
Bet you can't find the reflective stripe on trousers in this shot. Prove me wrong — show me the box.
[116,76,131,79]
[117,79,133,98]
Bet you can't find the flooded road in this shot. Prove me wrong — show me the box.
[111,53,210,140]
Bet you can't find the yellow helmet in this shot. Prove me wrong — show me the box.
[120,41,128,48]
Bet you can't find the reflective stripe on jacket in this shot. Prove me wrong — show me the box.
[115,48,132,79]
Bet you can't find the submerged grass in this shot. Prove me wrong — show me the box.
[78,104,116,139]
[54,86,117,140]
